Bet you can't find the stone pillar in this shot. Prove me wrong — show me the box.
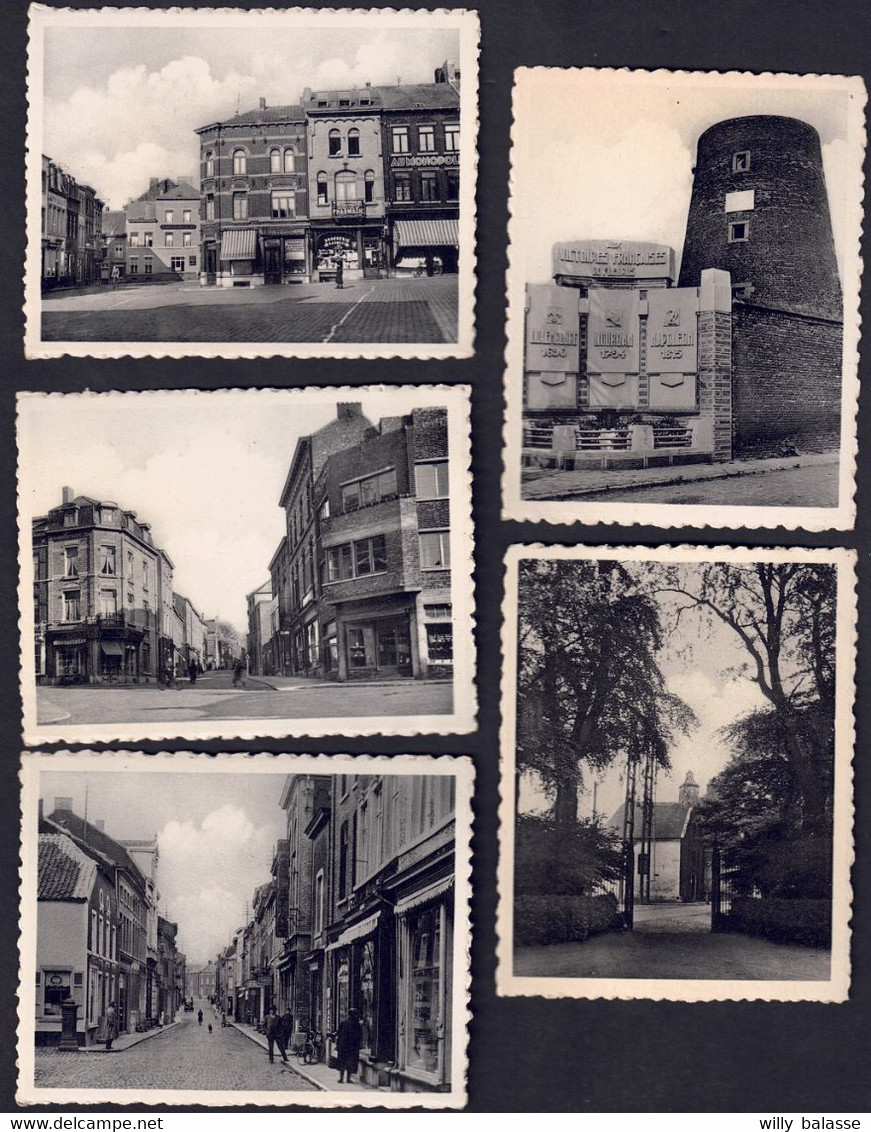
[336,619,348,682]
[697,268,733,462]
[407,606,423,679]
[630,424,654,452]
[58,997,80,1052]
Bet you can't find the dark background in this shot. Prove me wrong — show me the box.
[1,0,869,1113]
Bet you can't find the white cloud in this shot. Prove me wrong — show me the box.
[159,804,275,964]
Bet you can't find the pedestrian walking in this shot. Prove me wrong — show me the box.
[221,1010,227,1028]
[188,660,198,685]
[335,1008,362,1084]
[111,264,120,288]
[265,1007,288,1064]
[232,657,244,687]
[335,256,344,289]
[208,1022,213,1035]
[280,1009,294,1054]
[105,1001,118,1051]
[197,1008,203,1026]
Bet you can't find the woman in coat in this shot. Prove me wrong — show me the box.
[105,1001,118,1051]
[335,1008,362,1083]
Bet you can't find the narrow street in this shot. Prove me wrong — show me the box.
[36,669,453,725]
[41,275,459,343]
[33,1002,317,1092]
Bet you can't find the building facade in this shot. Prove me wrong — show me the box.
[100,209,127,281]
[33,488,163,685]
[270,404,454,682]
[246,580,274,675]
[126,178,201,281]
[196,101,310,286]
[41,156,104,287]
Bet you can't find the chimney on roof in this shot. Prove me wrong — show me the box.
[259,97,266,110]
[337,402,363,421]
[302,87,312,102]
[55,796,74,813]
[61,486,75,505]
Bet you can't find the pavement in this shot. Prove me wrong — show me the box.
[514,903,831,981]
[41,276,459,343]
[36,668,453,725]
[521,451,840,508]
[33,1002,317,1092]
[230,1020,379,1094]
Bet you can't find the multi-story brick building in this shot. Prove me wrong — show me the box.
[270,404,453,682]
[303,84,388,281]
[41,156,104,287]
[246,580,273,676]
[195,100,310,286]
[380,65,460,274]
[33,488,164,685]
[44,802,150,1038]
[100,209,127,282]
[126,177,201,282]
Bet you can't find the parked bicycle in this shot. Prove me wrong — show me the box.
[296,1029,324,1065]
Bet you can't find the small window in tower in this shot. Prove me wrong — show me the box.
[728,220,749,243]
[732,151,751,173]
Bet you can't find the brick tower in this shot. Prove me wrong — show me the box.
[678,115,843,456]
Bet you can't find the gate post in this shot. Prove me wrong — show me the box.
[710,840,721,932]
[622,839,634,931]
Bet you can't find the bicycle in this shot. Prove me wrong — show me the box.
[296,1029,323,1065]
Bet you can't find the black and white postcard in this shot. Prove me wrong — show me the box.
[497,544,855,1002]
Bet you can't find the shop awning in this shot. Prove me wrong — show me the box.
[325,910,380,952]
[219,229,258,261]
[394,875,453,917]
[100,641,124,656]
[394,219,459,250]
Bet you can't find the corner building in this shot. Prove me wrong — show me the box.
[270,404,453,682]
[196,100,310,286]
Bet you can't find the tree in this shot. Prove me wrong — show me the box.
[661,563,837,838]
[517,560,697,824]
[697,706,833,898]
[514,814,624,896]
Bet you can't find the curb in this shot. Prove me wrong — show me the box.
[228,1022,325,1091]
[525,452,839,501]
[255,678,453,692]
[83,1019,181,1053]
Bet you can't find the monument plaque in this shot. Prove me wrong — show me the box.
[525,284,580,373]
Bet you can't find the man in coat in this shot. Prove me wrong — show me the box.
[280,1010,294,1055]
[335,1008,362,1083]
[105,1001,118,1051]
[265,1007,288,1064]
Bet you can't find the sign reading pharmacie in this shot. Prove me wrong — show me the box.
[553,240,676,283]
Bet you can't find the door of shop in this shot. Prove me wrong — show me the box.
[362,234,382,279]
[264,241,282,285]
[204,244,217,285]
[376,618,412,676]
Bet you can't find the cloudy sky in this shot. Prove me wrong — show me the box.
[43,24,459,208]
[512,69,856,284]
[19,389,435,633]
[40,764,288,965]
[518,566,767,823]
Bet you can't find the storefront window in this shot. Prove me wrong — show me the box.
[406,906,441,1075]
[348,627,367,669]
[336,954,350,1025]
[426,624,453,662]
[358,939,376,1049]
[43,970,72,1016]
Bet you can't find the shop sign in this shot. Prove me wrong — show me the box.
[587,288,640,374]
[52,637,86,646]
[553,240,675,282]
[159,224,197,231]
[390,154,459,168]
[318,234,356,252]
[525,284,580,374]
[646,288,698,374]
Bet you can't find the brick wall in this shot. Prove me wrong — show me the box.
[731,304,842,456]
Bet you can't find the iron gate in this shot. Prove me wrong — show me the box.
[710,842,735,932]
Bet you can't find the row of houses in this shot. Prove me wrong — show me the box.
[246,402,453,683]
[36,800,185,1046]
[49,59,460,290]
[41,156,104,287]
[32,487,220,685]
[210,771,457,1093]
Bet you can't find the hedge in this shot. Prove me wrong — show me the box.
[726,897,831,948]
[514,893,620,947]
